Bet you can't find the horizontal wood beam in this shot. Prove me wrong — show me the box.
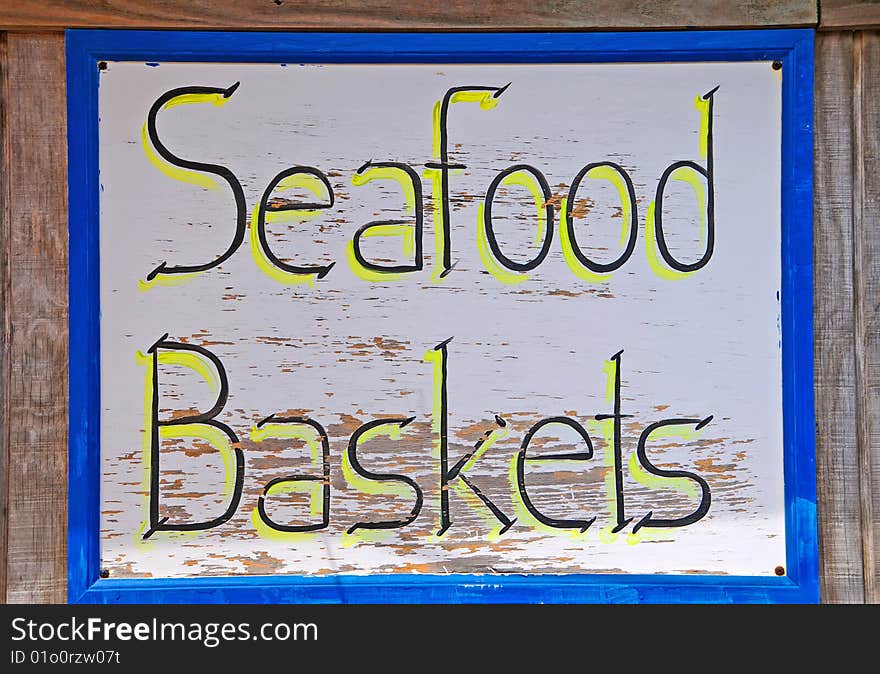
[0,0,817,31]
[822,2,880,30]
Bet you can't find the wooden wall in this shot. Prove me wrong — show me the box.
[815,27,880,604]
[0,33,68,604]
[0,0,877,603]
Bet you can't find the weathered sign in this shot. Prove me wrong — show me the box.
[70,31,815,602]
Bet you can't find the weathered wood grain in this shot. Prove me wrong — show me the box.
[0,32,8,604]
[1,33,68,603]
[814,31,867,603]
[855,30,880,603]
[0,0,817,31]
[822,1,880,29]
[1,16,876,604]
[851,30,875,604]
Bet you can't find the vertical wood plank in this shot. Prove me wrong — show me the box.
[855,30,880,602]
[814,30,867,603]
[1,32,67,603]
[0,31,8,603]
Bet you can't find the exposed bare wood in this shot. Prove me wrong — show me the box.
[6,8,880,605]
[0,0,817,31]
[1,33,67,603]
[854,30,880,602]
[814,30,867,603]
[822,1,880,29]
[0,31,8,604]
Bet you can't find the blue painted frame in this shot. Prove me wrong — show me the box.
[67,28,817,604]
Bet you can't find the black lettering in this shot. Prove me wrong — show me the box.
[346,417,423,533]
[425,84,510,278]
[431,338,515,537]
[517,416,596,531]
[145,83,246,281]
[652,86,719,273]
[595,349,634,533]
[565,162,638,273]
[632,416,713,533]
[256,166,335,278]
[350,160,424,274]
[143,335,244,539]
[483,164,554,272]
[254,414,330,533]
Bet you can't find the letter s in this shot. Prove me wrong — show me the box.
[142,83,246,284]
[11,618,26,641]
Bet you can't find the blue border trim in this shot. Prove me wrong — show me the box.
[67,28,817,604]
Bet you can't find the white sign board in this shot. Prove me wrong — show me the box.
[97,61,785,579]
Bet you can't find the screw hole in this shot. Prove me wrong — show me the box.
[98,61,108,71]
[772,61,782,71]
[774,565,785,576]
[274,0,283,5]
